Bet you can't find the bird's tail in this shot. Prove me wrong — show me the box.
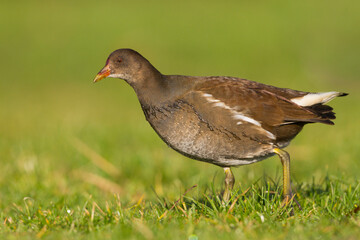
[291,92,348,125]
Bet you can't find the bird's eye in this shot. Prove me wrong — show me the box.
[117,59,122,63]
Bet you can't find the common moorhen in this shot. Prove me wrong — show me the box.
[94,49,347,206]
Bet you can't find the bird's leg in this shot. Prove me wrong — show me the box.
[273,148,301,210]
[222,167,235,203]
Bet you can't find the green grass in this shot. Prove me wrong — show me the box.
[1,0,360,239]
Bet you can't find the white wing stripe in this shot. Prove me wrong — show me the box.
[233,114,261,126]
[201,92,276,139]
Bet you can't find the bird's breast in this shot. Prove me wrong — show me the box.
[140,100,274,167]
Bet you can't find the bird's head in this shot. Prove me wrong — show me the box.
[94,49,157,85]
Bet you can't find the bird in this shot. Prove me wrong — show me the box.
[93,48,347,206]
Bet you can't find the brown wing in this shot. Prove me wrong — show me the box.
[192,78,330,129]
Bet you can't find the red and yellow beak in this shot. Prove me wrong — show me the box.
[93,64,111,83]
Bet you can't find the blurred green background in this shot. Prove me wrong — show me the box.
[0,0,359,238]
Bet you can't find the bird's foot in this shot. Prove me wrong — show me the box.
[282,193,302,211]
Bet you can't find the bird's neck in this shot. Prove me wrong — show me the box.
[129,68,167,105]
[131,74,196,107]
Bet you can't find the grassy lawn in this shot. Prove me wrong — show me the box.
[0,0,359,239]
